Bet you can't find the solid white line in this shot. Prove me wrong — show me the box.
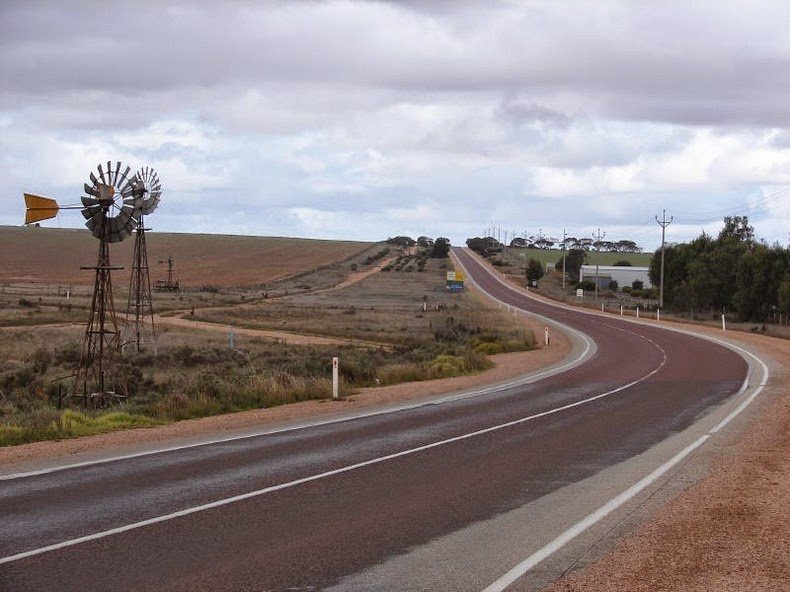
[480,338,771,592]
[0,345,663,566]
[481,435,712,592]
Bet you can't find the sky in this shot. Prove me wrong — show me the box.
[2,0,789,251]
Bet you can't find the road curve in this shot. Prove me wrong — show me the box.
[0,249,750,591]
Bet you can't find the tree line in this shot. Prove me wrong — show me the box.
[387,235,451,258]
[467,235,642,253]
[648,216,790,323]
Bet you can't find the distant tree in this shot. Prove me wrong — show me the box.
[526,258,544,283]
[608,280,619,291]
[733,244,790,321]
[632,280,644,290]
[719,215,755,245]
[430,237,451,258]
[616,239,640,253]
[387,236,416,247]
[417,236,433,248]
[466,236,503,257]
[556,248,586,280]
[779,278,790,320]
[613,260,633,266]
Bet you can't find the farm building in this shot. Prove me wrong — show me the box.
[579,265,652,290]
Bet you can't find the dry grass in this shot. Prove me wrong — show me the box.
[0,242,536,446]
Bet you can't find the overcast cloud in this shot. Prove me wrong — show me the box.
[2,0,789,250]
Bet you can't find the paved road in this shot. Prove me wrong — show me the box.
[0,249,749,591]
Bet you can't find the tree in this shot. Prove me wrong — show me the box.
[466,237,503,257]
[719,215,754,245]
[778,278,790,321]
[555,248,586,280]
[417,236,433,248]
[387,236,416,247]
[613,260,633,266]
[430,237,451,258]
[734,245,790,321]
[526,258,544,283]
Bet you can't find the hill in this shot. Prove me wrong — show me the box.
[0,226,372,287]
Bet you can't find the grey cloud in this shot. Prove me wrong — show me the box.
[4,1,790,128]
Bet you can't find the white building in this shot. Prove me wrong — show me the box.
[579,265,652,290]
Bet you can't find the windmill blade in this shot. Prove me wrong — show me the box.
[84,183,101,198]
[90,172,99,187]
[117,165,134,194]
[123,195,144,210]
[113,161,121,188]
[81,205,102,220]
[85,212,107,239]
[97,162,107,185]
[81,195,101,207]
[23,193,60,224]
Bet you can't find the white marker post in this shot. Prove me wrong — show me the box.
[332,357,339,400]
[722,314,726,331]
[636,307,640,319]
[656,309,660,321]
[620,305,623,316]
[544,326,550,347]
[601,302,604,313]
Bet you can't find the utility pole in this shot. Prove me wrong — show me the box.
[593,228,605,299]
[561,229,568,289]
[655,209,673,308]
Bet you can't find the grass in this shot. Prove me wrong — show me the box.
[0,410,163,446]
[498,248,653,268]
[0,245,538,446]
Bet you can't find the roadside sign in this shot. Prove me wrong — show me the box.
[446,270,465,292]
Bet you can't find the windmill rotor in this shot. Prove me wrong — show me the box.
[131,166,162,218]
[81,161,142,243]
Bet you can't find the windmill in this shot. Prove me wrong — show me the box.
[23,161,143,405]
[123,166,162,354]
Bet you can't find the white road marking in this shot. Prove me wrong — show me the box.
[464,251,773,590]
[480,435,712,592]
[0,341,662,566]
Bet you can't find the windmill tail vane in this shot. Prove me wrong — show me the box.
[23,193,60,224]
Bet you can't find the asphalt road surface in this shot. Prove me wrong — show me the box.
[0,248,752,591]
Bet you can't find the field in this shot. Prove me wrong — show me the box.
[500,247,653,268]
[0,237,537,446]
[0,225,372,287]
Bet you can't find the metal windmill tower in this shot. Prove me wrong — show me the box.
[23,161,142,405]
[123,166,162,354]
